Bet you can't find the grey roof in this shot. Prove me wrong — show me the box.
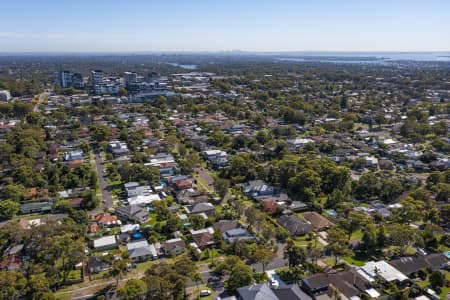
[389,256,427,275]
[213,220,240,233]
[129,245,157,259]
[223,228,255,243]
[272,284,313,300]
[424,253,449,270]
[116,205,148,221]
[185,202,214,214]
[302,273,329,290]
[237,283,278,300]
[278,215,313,236]
[6,244,24,256]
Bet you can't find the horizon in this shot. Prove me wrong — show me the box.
[1,0,450,52]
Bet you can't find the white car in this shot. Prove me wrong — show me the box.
[200,289,211,297]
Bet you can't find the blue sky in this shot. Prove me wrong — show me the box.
[1,0,449,52]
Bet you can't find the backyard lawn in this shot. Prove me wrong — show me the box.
[342,254,368,266]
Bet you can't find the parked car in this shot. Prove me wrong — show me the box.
[200,289,211,297]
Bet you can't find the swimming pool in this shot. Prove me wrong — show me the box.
[326,209,337,217]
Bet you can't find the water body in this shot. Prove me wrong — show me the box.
[277,52,450,64]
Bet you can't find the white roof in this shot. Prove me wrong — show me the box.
[288,138,314,145]
[190,227,215,235]
[414,296,430,300]
[356,269,375,282]
[383,138,397,145]
[361,261,408,282]
[128,194,160,205]
[127,240,150,251]
[365,288,381,298]
[93,236,117,248]
[204,149,225,155]
[121,224,140,233]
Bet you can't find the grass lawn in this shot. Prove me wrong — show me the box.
[194,173,214,193]
[136,259,157,272]
[322,257,336,267]
[188,284,213,300]
[350,230,363,241]
[55,292,72,300]
[294,235,323,250]
[342,254,368,266]
[440,286,450,300]
[91,270,109,280]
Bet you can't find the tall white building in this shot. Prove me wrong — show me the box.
[91,70,104,85]
[124,71,138,85]
[55,71,73,88]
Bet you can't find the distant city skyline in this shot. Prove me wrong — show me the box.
[1,0,450,52]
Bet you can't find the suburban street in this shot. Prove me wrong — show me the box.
[93,152,114,211]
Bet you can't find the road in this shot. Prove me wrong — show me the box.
[93,152,114,212]
[33,92,48,112]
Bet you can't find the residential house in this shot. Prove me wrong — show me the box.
[278,215,313,236]
[213,220,241,233]
[92,235,118,251]
[243,180,280,199]
[190,227,215,248]
[424,253,449,271]
[302,212,333,232]
[88,256,110,274]
[289,201,308,212]
[203,149,227,161]
[124,182,152,198]
[389,256,428,277]
[159,162,179,177]
[115,205,149,224]
[237,283,278,300]
[328,270,376,299]
[223,228,255,244]
[272,284,313,300]
[163,238,186,256]
[176,189,208,204]
[95,213,119,227]
[301,273,330,296]
[287,138,314,151]
[0,244,24,271]
[126,240,158,262]
[108,140,129,157]
[64,149,83,161]
[184,202,215,217]
[360,260,408,283]
[20,202,53,215]
[127,194,161,206]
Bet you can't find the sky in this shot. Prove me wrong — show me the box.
[1,0,450,52]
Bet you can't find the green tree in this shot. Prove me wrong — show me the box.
[389,224,417,256]
[253,248,276,273]
[118,279,147,300]
[27,274,52,300]
[429,270,445,288]
[0,271,28,300]
[225,263,254,294]
[108,259,130,287]
[284,239,307,267]
[0,200,20,220]
[215,178,230,199]
[326,226,350,266]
